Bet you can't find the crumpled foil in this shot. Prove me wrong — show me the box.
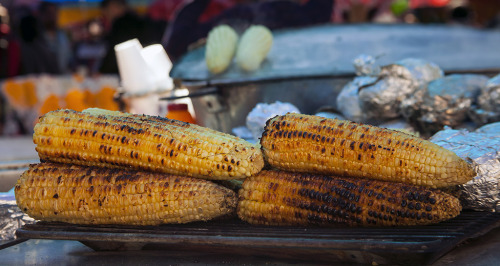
[1,199,35,241]
[430,122,500,212]
[353,54,380,76]
[336,76,378,122]
[358,58,443,120]
[378,119,419,137]
[246,101,300,142]
[337,57,443,123]
[401,74,489,136]
[358,63,417,120]
[315,111,346,120]
[394,58,444,88]
[469,73,500,125]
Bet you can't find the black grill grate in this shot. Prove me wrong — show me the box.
[16,211,500,265]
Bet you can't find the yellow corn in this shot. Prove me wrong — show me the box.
[238,170,461,227]
[33,109,264,180]
[235,25,273,72]
[205,25,238,74]
[260,113,475,188]
[15,163,237,225]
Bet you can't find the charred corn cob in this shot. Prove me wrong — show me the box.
[261,113,475,188]
[15,163,237,225]
[33,109,264,180]
[238,170,461,227]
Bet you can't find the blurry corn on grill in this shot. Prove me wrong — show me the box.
[15,163,237,225]
[33,109,264,180]
[238,170,461,227]
[261,113,475,188]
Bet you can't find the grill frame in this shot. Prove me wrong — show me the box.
[15,211,500,265]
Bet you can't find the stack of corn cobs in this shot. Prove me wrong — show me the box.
[15,108,476,227]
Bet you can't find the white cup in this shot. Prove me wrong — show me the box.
[141,44,174,91]
[114,39,156,94]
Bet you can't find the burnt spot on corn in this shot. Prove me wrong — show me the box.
[240,170,458,226]
[350,141,355,150]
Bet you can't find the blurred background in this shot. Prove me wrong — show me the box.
[1,0,500,136]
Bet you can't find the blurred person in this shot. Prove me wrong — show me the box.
[38,1,72,73]
[147,0,236,22]
[99,0,166,74]
[0,3,21,78]
[16,2,71,75]
[163,0,335,62]
[147,0,185,22]
[410,0,450,24]
[469,0,500,27]
[331,0,390,23]
[449,5,472,25]
[17,8,59,74]
[74,19,107,75]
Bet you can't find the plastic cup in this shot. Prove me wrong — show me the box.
[114,39,155,94]
[141,44,174,91]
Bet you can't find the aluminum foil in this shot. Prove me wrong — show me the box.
[469,73,500,125]
[358,63,417,120]
[378,119,419,137]
[0,199,35,241]
[401,74,489,136]
[338,57,443,122]
[353,54,380,76]
[394,58,444,87]
[246,101,300,142]
[336,76,377,122]
[430,123,500,212]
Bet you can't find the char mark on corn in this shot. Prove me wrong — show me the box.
[15,162,237,225]
[260,113,475,188]
[237,170,461,227]
[33,109,264,180]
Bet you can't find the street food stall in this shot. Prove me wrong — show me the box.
[1,23,500,265]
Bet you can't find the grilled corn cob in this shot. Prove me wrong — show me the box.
[15,163,237,225]
[235,25,273,72]
[205,25,238,74]
[261,113,475,188]
[33,109,264,180]
[238,170,461,227]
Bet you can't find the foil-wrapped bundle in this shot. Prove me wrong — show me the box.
[469,73,500,125]
[336,76,377,122]
[337,57,443,123]
[353,54,380,76]
[1,199,35,241]
[357,63,417,120]
[430,123,500,212]
[378,119,419,137]
[401,74,489,136]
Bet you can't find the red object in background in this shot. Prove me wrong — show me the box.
[148,0,235,22]
[148,0,183,21]
[410,0,450,8]
[166,103,196,124]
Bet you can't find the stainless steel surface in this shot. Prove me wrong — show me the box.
[171,24,500,82]
[188,77,351,133]
[0,160,39,192]
[0,137,38,162]
[0,137,39,192]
